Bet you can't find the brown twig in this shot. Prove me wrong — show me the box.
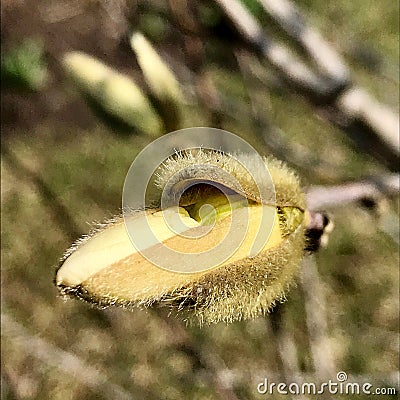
[213,0,400,171]
[258,0,350,85]
[306,174,399,211]
[333,88,399,168]
[214,0,335,97]
[304,174,399,250]
[257,0,399,166]
[234,49,345,181]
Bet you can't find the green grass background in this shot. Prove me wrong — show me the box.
[1,1,398,399]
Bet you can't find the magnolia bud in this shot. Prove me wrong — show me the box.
[56,150,307,325]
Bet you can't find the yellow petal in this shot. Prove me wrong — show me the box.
[56,205,283,304]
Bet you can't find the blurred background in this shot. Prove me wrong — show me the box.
[1,1,399,399]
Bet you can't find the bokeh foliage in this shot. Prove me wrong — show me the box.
[1,1,398,399]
